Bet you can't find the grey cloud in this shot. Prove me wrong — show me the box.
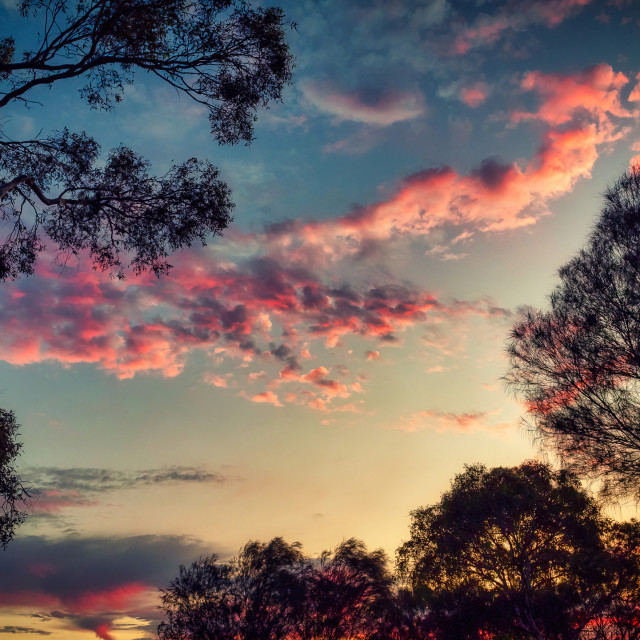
[25,465,238,494]
[471,157,516,190]
[0,533,219,604]
[0,534,221,639]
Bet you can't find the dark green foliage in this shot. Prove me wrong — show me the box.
[0,408,33,549]
[506,167,640,498]
[0,0,294,279]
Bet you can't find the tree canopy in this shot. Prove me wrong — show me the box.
[0,407,33,549]
[158,462,640,640]
[158,537,399,640]
[159,537,307,640]
[505,167,640,498]
[0,0,294,280]
[396,461,639,640]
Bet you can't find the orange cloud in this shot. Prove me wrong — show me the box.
[512,64,633,126]
[247,391,283,407]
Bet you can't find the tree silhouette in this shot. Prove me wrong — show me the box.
[159,537,404,640]
[298,538,397,640]
[396,462,635,640]
[160,480,640,640]
[158,537,306,640]
[0,408,33,549]
[506,167,640,498]
[0,0,293,280]
[589,520,640,640]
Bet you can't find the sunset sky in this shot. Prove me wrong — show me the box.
[2,0,640,638]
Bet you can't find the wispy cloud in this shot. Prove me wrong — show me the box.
[449,0,593,55]
[302,82,426,126]
[391,409,511,434]
[23,465,237,514]
[26,465,234,493]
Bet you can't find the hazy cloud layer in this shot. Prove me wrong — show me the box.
[26,465,234,493]
[21,465,237,517]
[0,534,215,640]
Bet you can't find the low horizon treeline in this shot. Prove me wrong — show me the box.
[159,461,640,640]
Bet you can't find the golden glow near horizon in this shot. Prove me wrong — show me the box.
[2,0,640,638]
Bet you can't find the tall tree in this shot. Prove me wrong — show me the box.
[0,408,33,549]
[505,167,640,498]
[298,538,397,640]
[159,536,405,640]
[0,0,293,280]
[158,537,307,640]
[396,462,634,640]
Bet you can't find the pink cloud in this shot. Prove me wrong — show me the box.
[365,350,380,361]
[0,583,154,640]
[629,72,640,102]
[0,258,460,382]
[299,366,350,398]
[95,623,116,640]
[204,373,231,388]
[460,83,488,108]
[281,65,637,252]
[302,82,426,126]
[73,583,150,614]
[2,63,636,413]
[32,489,99,513]
[451,0,593,55]
[392,409,510,434]
[0,582,151,613]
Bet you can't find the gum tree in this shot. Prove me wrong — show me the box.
[0,0,293,279]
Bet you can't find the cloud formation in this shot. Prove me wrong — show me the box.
[282,64,638,254]
[392,409,511,434]
[0,534,214,640]
[23,465,236,517]
[1,62,637,412]
[302,82,426,126]
[27,465,232,493]
[450,0,593,55]
[0,249,508,411]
